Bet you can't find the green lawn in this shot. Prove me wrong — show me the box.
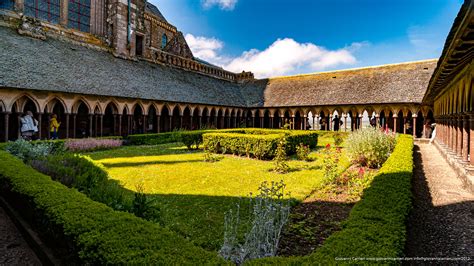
[87,134,349,251]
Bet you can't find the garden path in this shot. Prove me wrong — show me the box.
[405,143,474,262]
[0,204,41,265]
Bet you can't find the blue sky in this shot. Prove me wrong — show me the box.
[150,0,462,78]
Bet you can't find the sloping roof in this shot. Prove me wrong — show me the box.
[0,26,246,107]
[146,2,167,22]
[240,60,437,107]
[424,0,473,104]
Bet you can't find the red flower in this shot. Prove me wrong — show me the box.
[358,167,365,177]
[325,143,331,150]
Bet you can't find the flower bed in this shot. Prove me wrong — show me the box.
[64,138,123,152]
[247,134,414,264]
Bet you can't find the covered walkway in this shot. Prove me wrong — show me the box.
[405,143,474,259]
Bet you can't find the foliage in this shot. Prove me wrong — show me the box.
[64,138,123,152]
[346,128,396,168]
[333,133,345,147]
[273,137,289,173]
[203,149,223,162]
[220,180,291,264]
[203,129,318,159]
[322,144,342,183]
[29,153,128,211]
[126,132,179,145]
[6,139,55,162]
[180,130,213,150]
[295,143,311,161]
[247,135,414,264]
[0,150,227,264]
[132,183,161,223]
[336,167,376,201]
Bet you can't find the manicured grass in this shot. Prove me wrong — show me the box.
[87,134,349,251]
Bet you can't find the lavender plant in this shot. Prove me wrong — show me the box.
[219,180,291,264]
[64,138,123,152]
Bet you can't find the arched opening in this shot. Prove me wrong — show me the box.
[379,111,387,129]
[148,105,157,133]
[397,110,404,133]
[122,107,129,136]
[263,110,271,128]
[160,106,171,132]
[75,101,90,138]
[217,109,224,129]
[104,103,118,136]
[192,108,200,130]
[224,110,230,129]
[43,98,66,139]
[423,110,435,138]
[202,107,209,129]
[182,107,192,130]
[133,104,144,134]
[209,108,216,129]
[319,111,327,131]
[0,103,5,141]
[171,106,180,130]
[253,111,260,128]
[405,111,413,135]
[331,110,342,131]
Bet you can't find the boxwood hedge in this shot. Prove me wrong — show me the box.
[247,134,414,264]
[202,129,318,159]
[0,150,228,264]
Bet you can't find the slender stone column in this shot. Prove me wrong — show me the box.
[291,116,295,130]
[303,115,307,130]
[462,115,469,162]
[403,116,407,134]
[280,115,284,129]
[4,113,9,142]
[118,115,122,136]
[456,116,463,157]
[470,114,474,166]
[100,115,103,137]
[234,116,237,128]
[270,117,274,129]
[393,115,397,133]
[38,113,43,140]
[72,114,76,138]
[344,115,347,131]
[89,115,93,137]
[65,113,69,139]
[128,115,132,134]
[451,117,456,152]
[94,115,98,137]
[448,118,453,150]
[260,117,264,128]
[413,115,417,138]
[169,116,172,131]
[143,115,147,133]
[215,115,218,128]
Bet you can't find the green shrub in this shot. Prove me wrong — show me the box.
[203,129,318,160]
[295,143,311,161]
[0,150,227,264]
[247,135,414,264]
[333,134,345,147]
[180,130,213,149]
[6,139,55,162]
[273,137,289,173]
[346,128,396,168]
[126,132,179,145]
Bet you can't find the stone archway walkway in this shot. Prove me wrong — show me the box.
[405,143,474,260]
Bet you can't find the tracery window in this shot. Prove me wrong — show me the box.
[162,34,167,49]
[68,0,91,32]
[24,0,61,24]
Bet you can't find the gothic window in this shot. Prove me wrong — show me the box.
[68,0,91,32]
[162,34,167,49]
[24,0,61,24]
[0,0,14,10]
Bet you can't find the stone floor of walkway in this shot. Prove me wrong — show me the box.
[405,143,474,262]
[0,204,41,265]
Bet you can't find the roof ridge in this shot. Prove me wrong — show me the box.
[267,58,438,80]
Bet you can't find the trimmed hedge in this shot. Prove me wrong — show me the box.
[126,132,179,145]
[203,129,318,159]
[247,135,414,264]
[0,150,228,264]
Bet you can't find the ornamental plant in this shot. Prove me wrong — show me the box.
[296,143,311,161]
[6,139,54,162]
[219,180,291,264]
[273,136,289,173]
[322,144,342,183]
[345,127,396,168]
[65,138,122,152]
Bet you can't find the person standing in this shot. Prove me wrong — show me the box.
[49,114,61,140]
[20,111,37,140]
[332,115,341,131]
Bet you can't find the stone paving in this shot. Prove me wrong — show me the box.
[405,143,474,262]
[0,205,41,265]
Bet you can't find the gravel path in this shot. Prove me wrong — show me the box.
[405,143,474,262]
[0,205,41,265]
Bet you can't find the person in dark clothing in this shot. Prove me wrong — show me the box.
[332,115,341,131]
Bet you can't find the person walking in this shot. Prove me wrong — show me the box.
[20,111,37,140]
[49,114,61,140]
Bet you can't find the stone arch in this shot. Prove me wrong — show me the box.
[182,105,192,130]
[147,104,158,133]
[72,98,92,114]
[42,97,68,139]
[132,103,145,134]
[171,105,181,130]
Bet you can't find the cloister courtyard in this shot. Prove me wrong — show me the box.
[0,0,473,264]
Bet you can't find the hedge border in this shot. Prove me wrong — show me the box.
[247,134,414,265]
[0,150,228,265]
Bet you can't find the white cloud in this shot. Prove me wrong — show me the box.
[186,34,359,78]
[202,0,238,11]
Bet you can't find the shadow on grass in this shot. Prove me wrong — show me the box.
[101,159,204,168]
